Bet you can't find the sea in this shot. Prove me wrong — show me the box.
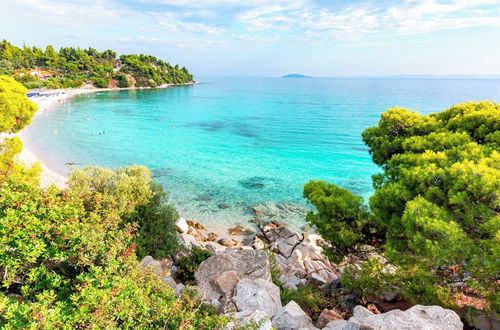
[22,77,500,229]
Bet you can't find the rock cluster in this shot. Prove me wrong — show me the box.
[141,217,463,330]
[323,305,463,330]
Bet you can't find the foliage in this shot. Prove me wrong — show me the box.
[280,284,332,322]
[126,182,181,259]
[304,180,376,261]
[306,101,500,313]
[0,76,37,133]
[0,40,194,89]
[174,247,212,285]
[0,157,221,329]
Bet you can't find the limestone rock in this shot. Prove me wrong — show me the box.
[316,309,343,328]
[233,310,272,330]
[195,249,271,287]
[271,300,315,330]
[218,237,238,247]
[232,278,281,316]
[347,304,463,330]
[323,320,348,330]
[252,236,265,250]
[205,242,227,255]
[229,225,255,236]
[209,270,240,300]
[175,217,189,233]
[207,232,218,241]
[179,233,202,248]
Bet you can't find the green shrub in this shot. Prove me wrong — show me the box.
[281,284,331,322]
[175,247,211,285]
[126,182,181,259]
[304,180,376,261]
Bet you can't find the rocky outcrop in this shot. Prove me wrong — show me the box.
[195,249,271,286]
[330,305,463,330]
[271,301,315,330]
[262,223,338,284]
[232,278,282,316]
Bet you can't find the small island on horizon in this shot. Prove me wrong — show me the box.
[281,73,312,78]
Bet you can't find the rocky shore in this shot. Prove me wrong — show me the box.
[140,216,464,330]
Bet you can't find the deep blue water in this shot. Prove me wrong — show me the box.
[22,77,500,228]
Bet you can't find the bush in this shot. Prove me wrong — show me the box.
[304,180,376,261]
[281,284,332,322]
[175,247,211,285]
[0,76,37,133]
[306,101,500,313]
[126,182,181,259]
[0,80,227,328]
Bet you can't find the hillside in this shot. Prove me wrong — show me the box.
[0,40,194,89]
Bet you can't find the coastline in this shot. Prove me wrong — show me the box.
[17,82,198,189]
[16,83,247,238]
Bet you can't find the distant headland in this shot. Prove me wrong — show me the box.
[281,74,312,78]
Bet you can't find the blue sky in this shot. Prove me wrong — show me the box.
[2,0,500,77]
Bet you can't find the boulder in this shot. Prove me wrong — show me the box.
[232,278,281,316]
[218,237,238,247]
[205,242,227,255]
[202,270,241,311]
[229,225,255,236]
[195,249,271,287]
[346,305,463,330]
[175,217,189,233]
[207,232,218,241]
[209,270,240,300]
[233,310,272,330]
[252,236,265,250]
[139,256,162,276]
[323,320,348,330]
[271,300,315,330]
[179,233,202,248]
[316,309,343,328]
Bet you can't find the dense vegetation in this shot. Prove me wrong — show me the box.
[0,40,194,89]
[0,77,225,328]
[305,102,499,314]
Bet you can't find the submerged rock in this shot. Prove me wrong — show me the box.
[239,176,268,190]
[252,202,310,221]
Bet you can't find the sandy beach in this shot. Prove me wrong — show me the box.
[15,88,96,189]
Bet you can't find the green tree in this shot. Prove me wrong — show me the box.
[306,101,500,313]
[0,76,37,133]
[303,180,374,261]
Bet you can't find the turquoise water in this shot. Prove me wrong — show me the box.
[23,77,500,228]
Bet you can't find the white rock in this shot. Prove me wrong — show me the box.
[232,278,282,316]
[271,301,315,330]
[282,282,298,291]
[179,233,202,248]
[323,320,348,329]
[347,304,463,330]
[234,310,273,330]
[175,217,189,233]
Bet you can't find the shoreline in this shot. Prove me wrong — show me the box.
[18,82,198,189]
[16,83,250,238]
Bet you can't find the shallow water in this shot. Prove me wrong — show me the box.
[23,77,500,229]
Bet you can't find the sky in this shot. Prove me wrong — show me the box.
[1,0,500,77]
